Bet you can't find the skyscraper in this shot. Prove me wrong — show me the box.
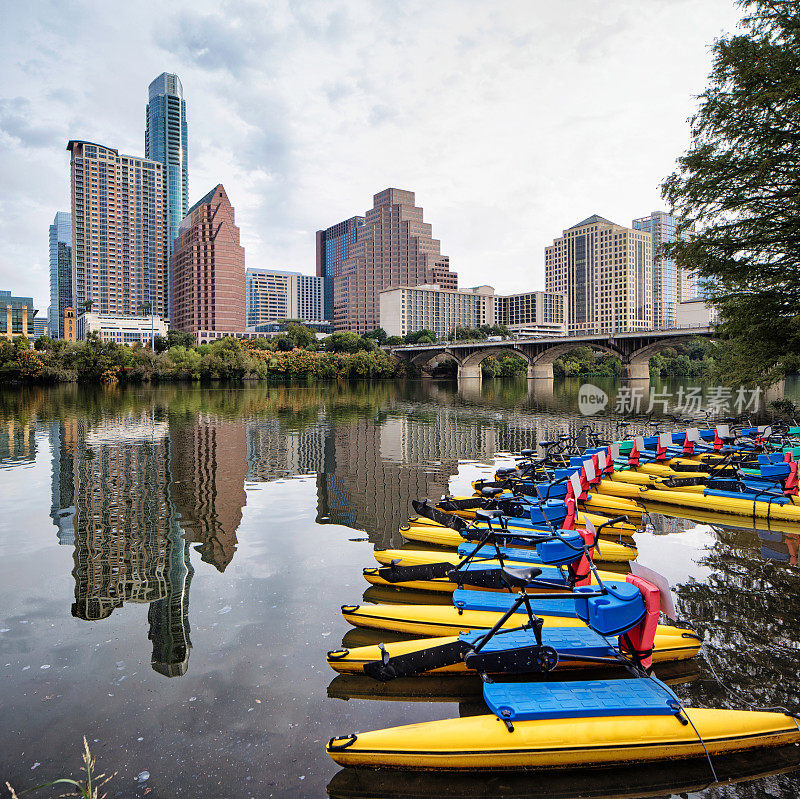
[48,211,72,338]
[171,184,245,336]
[315,216,364,321]
[545,215,652,334]
[145,72,188,319]
[67,140,168,320]
[632,211,695,328]
[332,189,457,334]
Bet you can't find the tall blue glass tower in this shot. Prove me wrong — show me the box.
[145,72,188,322]
[49,211,72,338]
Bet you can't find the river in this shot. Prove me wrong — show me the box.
[1,377,799,798]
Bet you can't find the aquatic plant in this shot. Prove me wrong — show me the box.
[5,737,115,799]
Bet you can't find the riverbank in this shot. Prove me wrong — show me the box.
[0,334,407,384]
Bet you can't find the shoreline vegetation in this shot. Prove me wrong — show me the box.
[0,323,759,385]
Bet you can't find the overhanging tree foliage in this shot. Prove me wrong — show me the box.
[662,0,800,385]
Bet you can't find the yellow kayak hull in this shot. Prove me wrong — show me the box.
[327,630,701,676]
[327,708,800,770]
[341,603,684,639]
[607,469,708,487]
[639,488,800,522]
[400,527,637,561]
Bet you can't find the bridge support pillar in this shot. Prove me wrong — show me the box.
[528,362,553,379]
[458,363,482,381]
[621,361,650,380]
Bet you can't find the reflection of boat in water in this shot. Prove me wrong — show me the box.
[642,501,800,538]
[757,528,800,565]
[327,660,700,703]
[327,743,800,799]
[645,502,800,568]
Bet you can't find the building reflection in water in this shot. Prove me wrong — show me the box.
[170,414,247,572]
[49,412,198,677]
[46,381,739,678]
[0,417,36,464]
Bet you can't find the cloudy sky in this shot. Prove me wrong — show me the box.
[1,0,742,311]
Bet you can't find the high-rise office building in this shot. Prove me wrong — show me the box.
[332,189,457,334]
[146,72,188,319]
[49,211,72,338]
[545,215,652,334]
[316,216,364,321]
[171,184,245,335]
[67,140,168,320]
[245,268,324,326]
[632,211,695,328]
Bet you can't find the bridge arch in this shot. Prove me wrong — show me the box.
[409,349,462,377]
[520,341,624,379]
[624,336,711,379]
[458,347,532,380]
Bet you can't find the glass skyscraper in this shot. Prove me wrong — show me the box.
[49,211,72,338]
[145,72,188,320]
[315,216,364,322]
[632,211,695,328]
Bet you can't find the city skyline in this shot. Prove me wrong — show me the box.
[1,1,742,309]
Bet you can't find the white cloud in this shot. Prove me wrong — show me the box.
[0,0,741,308]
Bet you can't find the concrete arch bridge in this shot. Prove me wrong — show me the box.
[388,328,714,381]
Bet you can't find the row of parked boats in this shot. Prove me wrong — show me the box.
[324,422,800,777]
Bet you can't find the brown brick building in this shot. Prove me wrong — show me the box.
[171,184,245,334]
[333,188,457,333]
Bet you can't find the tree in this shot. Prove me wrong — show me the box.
[284,322,318,350]
[167,330,195,349]
[153,335,169,353]
[386,336,404,345]
[662,0,800,385]
[273,335,294,352]
[403,329,437,345]
[364,327,388,344]
[323,331,363,353]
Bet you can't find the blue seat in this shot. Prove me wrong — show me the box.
[573,581,646,636]
[483,678,680,721]
[535,531,586,566]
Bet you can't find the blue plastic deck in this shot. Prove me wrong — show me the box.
[483,678,680,721]
[458,543,549,560]
[703,488,789,504]
[452,588,579,618]
[460,626,614,658]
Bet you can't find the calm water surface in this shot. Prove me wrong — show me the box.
[1,378,800,798]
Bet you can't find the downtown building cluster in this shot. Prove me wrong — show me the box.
[28,70,711,346]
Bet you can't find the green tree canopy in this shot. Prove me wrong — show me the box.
[323,331,363,353]
[364,327,388,344]
[283,322,318,350]
[662,0,800,385]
